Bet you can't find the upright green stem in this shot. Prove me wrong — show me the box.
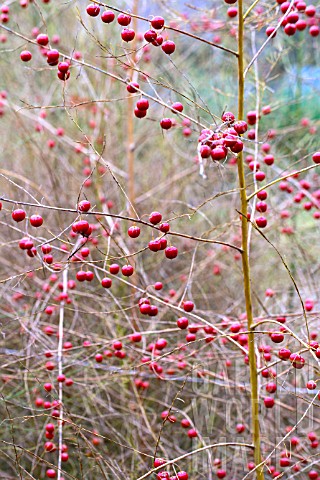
[237,2,264,479]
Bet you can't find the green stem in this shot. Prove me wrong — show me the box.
[237,1,264,478]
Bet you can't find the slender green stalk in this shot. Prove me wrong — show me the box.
[237,2,264,479]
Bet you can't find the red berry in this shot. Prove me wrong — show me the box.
[152,35,164,46]
[227,7,238,17]
[112,341,122,351]
[222,111,235,122]
[287,11,299,23]
[290,353,305,369]
[270,332,284,343]
[200,145,211,158]
[140,303,151,315]
[165,246,178,259]
[30,214,43,227]
[45,361,55,371]
[256,201,268,213]
[121,28,135,42]
[171,102,184,113]
[305,5,316,16]
[78,200,91,212]
[117,13,131,26]
[309,26,319,37]
[127,82,139,93]
[37,34,49,45]
[183,301,194,312]
[95,353,103,363]
[266,382,277,393]
[86,4,100,16]
[72,220,90,235]
[177,472,188,480]
[12,209,26,222]
[47,49,59,65]
[130,332,142,342]
[136,98,149,111]
[255,171,265,182]
[101,277,112,288]
[177,317,189,329]
[266,26,277,37]
[284,23,296,35]
[134,108,146,118]
[144,29,157,43]
[128,226,140,238]
[122,265,134,276]
[161,40,175,55]
[160,118,172,130]
[149,211,162,224]
[149,239,161,252]
[234,120,248,134]
[187,428,198,438]
[58,62,69,73]
[159,222,170,233]
[309,471,318,480]
[44,441,55,452]
[230,322,241,333]
[181,418,191,428]
[86,271,94,281]
[110,263,120,274]
[101,10,115,23]
[20,50,32,62]
[313,152,320,164]
[256,216,267,228]
[236,423,245,433]
[61,452,69,462]
[296,1,306,10]
[46,469,57,478]
[279,348,291,360]
[76,271,87,282]
[156,338,167,350]
[231,139,244,153]
[296,19,307,30]
[151,16,165,30]
[217,469,226,479]
[155,237,164,251]
[19,237,34,250]
[211,146,227,161]
[307,380,317,390]
[262,105,271,115]
[264,155,274,166]
[264,397,275,408]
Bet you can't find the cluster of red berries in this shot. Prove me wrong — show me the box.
[198,111,246,163]
[128,211,178,259]
[154,458,189,480]
[11,208,43,257]
[266,0,319,37]
[260,330,320,409]
[86,6,176,53]
[128,86,184,127]
[31,403,70,478]
[20,33,71,80]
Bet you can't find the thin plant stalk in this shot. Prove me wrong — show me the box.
[237,2,264,478]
